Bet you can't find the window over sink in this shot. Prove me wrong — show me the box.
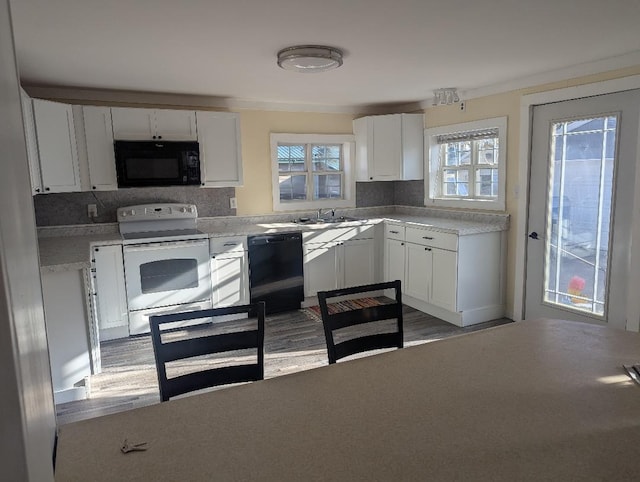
[270,133,355,211]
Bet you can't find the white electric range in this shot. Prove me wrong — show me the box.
[118,203,212,335]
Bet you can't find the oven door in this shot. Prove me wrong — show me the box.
[123,239,212,312]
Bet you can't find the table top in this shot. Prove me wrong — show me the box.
[54,319,640,481]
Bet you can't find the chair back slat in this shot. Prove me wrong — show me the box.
[317,280,403,364]
[158,330,260,364]
[163,364,263,400]
[150,302,265,402]
[326,303,401,331]
[334,333,402,362]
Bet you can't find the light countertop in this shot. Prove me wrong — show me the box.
[38,208,508,272]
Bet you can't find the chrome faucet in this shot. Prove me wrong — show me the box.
[317,208,335,220]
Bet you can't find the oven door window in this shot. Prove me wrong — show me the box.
[139,258,198,293]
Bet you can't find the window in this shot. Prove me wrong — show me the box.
[271,134,355,211]
[425,117,507,211]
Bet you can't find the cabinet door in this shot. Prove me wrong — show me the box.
[371,114,402,180]
[211,252,248,307]
[20,90,43,194]
[154,109,197,140]
[400,114,424,180]
[83,106,117,190]
[111,107,155,140]
[92,245,129,330]
[32,99,81,193]
[431,248,457,311]
[197,111,243,187]
[303,243,339,297]
[342,238,375,289]
[405,243,432,302]
[385,238,406,286]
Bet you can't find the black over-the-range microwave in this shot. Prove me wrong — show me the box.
[114,140,201,188]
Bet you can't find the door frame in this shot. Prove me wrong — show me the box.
[513,74,640,330]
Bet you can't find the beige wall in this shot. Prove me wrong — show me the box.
[423,65,640,318]
[236,110,355,215]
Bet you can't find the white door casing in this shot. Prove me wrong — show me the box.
[513,84,640,330]
[514,75,640,326]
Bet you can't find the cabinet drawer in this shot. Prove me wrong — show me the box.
[210,236,247,255]
[405,226,457,251]
[384,223,405,240]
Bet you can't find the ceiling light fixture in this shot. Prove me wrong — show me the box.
[432,88,460,106]
[277,45,343,73]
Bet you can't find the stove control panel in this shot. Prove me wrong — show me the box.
[117,203,198,223]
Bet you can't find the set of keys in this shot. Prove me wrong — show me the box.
[121,438,148,454]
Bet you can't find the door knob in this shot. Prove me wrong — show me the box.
[528,231,541,240]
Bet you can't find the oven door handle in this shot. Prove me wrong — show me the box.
[123,239,209,251]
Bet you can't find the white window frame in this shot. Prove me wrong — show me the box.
[425,116,507,211]
[271,133,355,211]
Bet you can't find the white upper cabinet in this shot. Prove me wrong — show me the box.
[197,111,243,187]
[354,113,424,181]
[20,89,43,194]
[82,106,118,191]
[32,98,81,193]
[111,107,197,141]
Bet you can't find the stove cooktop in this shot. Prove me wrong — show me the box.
[121,228,208,245]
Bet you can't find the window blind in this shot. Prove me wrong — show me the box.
[436,127,499,144]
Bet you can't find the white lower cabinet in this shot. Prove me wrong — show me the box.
[303,226,376,297]
[384,237,406,289]
[404,242,432,302]
[384,221,503,326]
[41,269,93,404]
[343,238,375,289]
[210,236,248,308]
[91,244,129,341]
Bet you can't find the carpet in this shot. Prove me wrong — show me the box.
[306,297,384,320]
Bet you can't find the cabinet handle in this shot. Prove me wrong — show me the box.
[35,188,40,193]
[92,186,97,190]
[422,236,434,240]
[390,230,399,234]
[94,248,99,252]
[158,135,162,139]
[45,187,50,191]
[369,177,373,180]
[425,247,431,251]
[152,135,156,139]
[401,242,404,246]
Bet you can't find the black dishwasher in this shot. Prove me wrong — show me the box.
[248,232,304,314]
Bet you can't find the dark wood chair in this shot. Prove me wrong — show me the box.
[150,302,266,402]
[317,280,403,364]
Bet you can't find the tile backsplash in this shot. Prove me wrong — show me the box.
[33,181,425,226]
[356,180,424,208]
[33,187,236,226]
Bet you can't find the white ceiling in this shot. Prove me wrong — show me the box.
[10,0,640,111]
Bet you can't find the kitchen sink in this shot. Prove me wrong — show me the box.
[317,216,360,223]
[295,216,361,225]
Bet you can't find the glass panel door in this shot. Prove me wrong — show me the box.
[543,116,617,316]
[525,89,640,329]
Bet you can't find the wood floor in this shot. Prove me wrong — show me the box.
[55,305,512,425]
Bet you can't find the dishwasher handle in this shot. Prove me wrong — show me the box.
[248,232,302,246]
